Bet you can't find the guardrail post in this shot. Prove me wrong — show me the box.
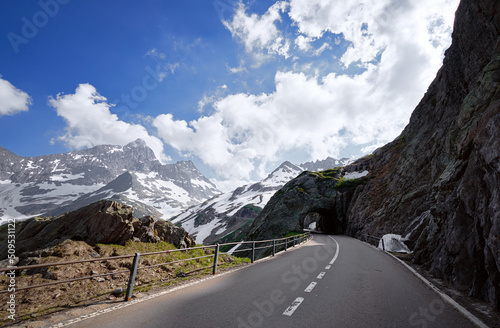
[272,239,276,256]
[125,252,140,301]
[381,238,385,251]
[285,238,288,251]
[251,241,255,263]
[293,236,296,247]
[212,244,220,275]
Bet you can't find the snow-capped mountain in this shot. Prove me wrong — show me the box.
[299,157,352,172]
[0,139,220,222]
[172,158,351,244]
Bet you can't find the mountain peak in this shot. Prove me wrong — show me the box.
[299,157,351,171]
[125,138,147,148]
[0,142,220,222]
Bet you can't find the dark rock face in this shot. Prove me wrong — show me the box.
[0,200,196,261]
[246,0,500,309]
[246,167,367,240]
[247,169,344,240]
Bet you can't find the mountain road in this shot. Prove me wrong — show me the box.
[65,234,476,328]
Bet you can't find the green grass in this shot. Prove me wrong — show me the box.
[309,168,341,180]
[335,176,369,189]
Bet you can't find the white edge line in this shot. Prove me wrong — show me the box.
[48,266,250,328]
[48,238,315,327]
[283,297,304,316]
[387,252,488,328]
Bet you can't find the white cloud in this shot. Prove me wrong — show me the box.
[145,48,166,59]
[295,35,313,52]
[145,48,179,82]
[288,0,459,67]
[197,85,229,113]
[295,35,331,56]
[0,76,32,116]
[223,1,290,63]
[227,60,248,74]
[156,0,459,189]
[49,83,169,162]
[163,63,179,76]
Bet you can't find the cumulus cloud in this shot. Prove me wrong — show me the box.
[288,0,458,67]
[153,0,459,189]
[50,83,169,162]
[0,76,32,116]
[222,1,290,63]
[154,67,406,185]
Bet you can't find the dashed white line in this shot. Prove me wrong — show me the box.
[283,236,341,318]
[283,297,304,316]
[304,281,317,292]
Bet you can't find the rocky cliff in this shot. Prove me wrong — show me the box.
[246,0,499,310]
[0,200,196,262]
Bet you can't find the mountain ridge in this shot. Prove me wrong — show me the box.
[0,139,220,221]
[172,157,351,244]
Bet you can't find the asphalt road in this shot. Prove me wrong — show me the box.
[66,234,476,328]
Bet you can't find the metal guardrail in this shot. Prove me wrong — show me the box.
[0,232,312,301]
[360,234,385,251]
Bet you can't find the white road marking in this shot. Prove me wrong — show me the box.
[304,281,317,292]
[317,272,326,279]
[387,253,489,328]
[329,236,340,265]
[325,265,331,270]
[283,297,304,316]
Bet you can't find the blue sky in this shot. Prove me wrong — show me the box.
[0,0,459,190]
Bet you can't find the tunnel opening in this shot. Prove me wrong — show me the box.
[303,208,345,234]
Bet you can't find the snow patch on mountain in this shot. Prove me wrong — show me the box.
[343,170,369,179]
[173,157,352,244]
[0,140,220,223]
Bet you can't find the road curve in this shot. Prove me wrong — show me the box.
[64,234,476,328]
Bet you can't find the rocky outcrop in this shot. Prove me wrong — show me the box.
[154,219,195,249]
[247,168,363,241]
[0,200,195,261]
[246,0,500,310]
[172,159,351,245]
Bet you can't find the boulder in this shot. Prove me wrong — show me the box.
[154,220,195,249]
